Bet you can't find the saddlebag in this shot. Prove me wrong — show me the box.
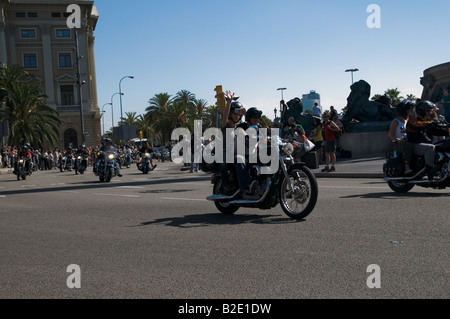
[383,157,404,177]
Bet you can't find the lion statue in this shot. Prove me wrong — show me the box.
[342,80,395,123]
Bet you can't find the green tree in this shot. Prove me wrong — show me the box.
[0,64,61,148]
[384,88,403,106]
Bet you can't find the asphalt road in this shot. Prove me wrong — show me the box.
[0,162,449,299]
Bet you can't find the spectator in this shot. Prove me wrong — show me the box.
[312,102,321,117]
[310,117,324,165]
[321,112,340,172]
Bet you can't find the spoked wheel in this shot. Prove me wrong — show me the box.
[279,166,318,220]
[213,179,239,215]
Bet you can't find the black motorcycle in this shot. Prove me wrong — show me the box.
[14,156,32,181]
[74,154,88,175]
[137,151,154,174]
[204,135,318,220]
[384,137,450,193]
[94,151,118,182]
[59,154,74,172]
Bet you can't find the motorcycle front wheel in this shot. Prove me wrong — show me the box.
[279,166,318,220]
[213,179,239,215]
[387,181,414,193]
[105,167,113,182]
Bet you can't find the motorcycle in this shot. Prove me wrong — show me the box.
[384,121,450,193]
[123,152,132,168]
[14,156,33,181]
[59,154,74,172]
[94,151,118,182]
[204,135,319,220]
[137,151,154,174]
[160,148,171,162]
[74,154,88,175]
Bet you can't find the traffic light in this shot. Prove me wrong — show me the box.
[139,131,143,140]
[214,85,226,112]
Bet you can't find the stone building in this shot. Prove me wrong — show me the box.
[0,0,101,148]
[421,61,450,103]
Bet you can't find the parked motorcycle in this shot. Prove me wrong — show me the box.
[204,135,318,220]
[137,151,154,174]
[94,151,118,182]
[14,156,32,181]
[74,154,88,175]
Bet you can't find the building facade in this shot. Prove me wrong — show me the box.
[301,90,321,114]
[0,0,101,148]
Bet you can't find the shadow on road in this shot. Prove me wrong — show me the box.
[341,191,450,199]
[134,213,305,228]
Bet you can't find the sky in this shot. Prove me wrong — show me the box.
[93,0,450,130]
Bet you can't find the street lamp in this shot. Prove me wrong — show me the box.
[101,102,112,136]
[277,87,287,101]
[110,92,124,139]
[274,107,277,120]
[345,68,359,84]
[119,76,134,144]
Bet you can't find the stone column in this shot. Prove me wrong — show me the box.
[88,32,98,111]
[6,23,16,64]
[0,5,7,64]
[40,24,56,106]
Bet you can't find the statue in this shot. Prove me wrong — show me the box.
[342,80,395,123]
[280,97,315,132]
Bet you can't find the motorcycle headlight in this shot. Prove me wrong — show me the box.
[145,153,150,158]
[19,159,24,164]
[62,157,66,160]
[77,156,82,160]
[108,154,115,160]
[282,143,294,156]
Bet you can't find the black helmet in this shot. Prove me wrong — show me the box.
[395,100,414,117]
[229,101,244,122]
[415,100,434,117]
[101,137,112,144]
[245,107,262,122]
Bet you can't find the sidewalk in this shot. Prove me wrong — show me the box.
[0,154,389,179]
[311,153,387,179]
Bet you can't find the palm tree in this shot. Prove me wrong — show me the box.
[174,90,196,107]
[119,111,139,126]
[1,64,61,148]
[0,82,60,148]
[384,88,403,107]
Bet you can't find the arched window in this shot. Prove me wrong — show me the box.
[64,129,78,149]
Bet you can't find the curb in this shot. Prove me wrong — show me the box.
[313,172,384,179]
[0,169,12,175]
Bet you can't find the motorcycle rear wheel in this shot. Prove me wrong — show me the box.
[279,167,318,220]
[387,181,414,193]
[213,179,239,215]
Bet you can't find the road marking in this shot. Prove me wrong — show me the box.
[0,195,5,198]
[93,193,140,198]
[319,186,388,189]
[161,197,207,202]
[115,186,144,189]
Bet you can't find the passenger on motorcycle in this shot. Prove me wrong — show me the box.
[407,100,450,180]
[388,100,414,174]
[220,91,259,198]
[94,138,122,177]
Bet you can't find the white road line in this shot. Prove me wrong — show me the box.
[114,186,144,189]
[161,197,207,202]
[92,193,140,198]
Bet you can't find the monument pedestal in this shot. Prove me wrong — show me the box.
[340,122,391,157]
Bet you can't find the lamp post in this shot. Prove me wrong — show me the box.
[345,68,359,84]
[277,87,287,101]
[274,107,277,120]
[110,92,124,140]
[101,102,112,136]
[74,29,86,144]
[119,76,134,144]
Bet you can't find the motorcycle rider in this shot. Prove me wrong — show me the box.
[75,144,89,171]
[14,143,33,175]
[138,142,157,170]
[407,100,450,180]
[94,138,122,177]
[219,91,257,198]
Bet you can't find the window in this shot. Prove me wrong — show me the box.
[60,85,74,105]
[27,12,38,18]
[23,53,37,69]
[58,53,72,68]
[20,29,36,39]
[63,12,71,18]
[16,12,26,18]
[56,29,71,38]
[52,12,61,18]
